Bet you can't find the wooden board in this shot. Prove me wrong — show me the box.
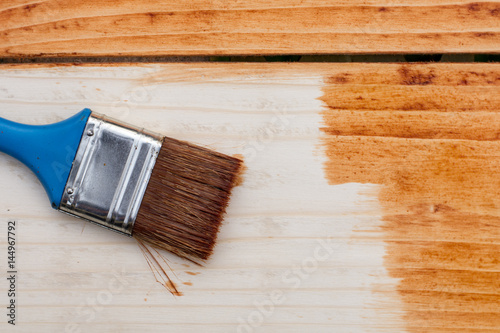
[1,1,500,57]
[0,63,499,332]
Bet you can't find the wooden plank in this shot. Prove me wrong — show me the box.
[0,1,499,57]
[0,63,499,332]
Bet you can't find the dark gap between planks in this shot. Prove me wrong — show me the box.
[0,54,499,64]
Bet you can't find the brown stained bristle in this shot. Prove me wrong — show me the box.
[137,239,182,296]
[133,136,243,264]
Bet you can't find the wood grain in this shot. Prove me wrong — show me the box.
[0,63,498,332]
[0,0,499,57]
[321,63,500,332]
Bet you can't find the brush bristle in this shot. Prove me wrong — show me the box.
[133,136,243,263]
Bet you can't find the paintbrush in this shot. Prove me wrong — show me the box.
[0,109,242,263]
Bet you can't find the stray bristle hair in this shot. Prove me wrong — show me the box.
[133,136,242,264]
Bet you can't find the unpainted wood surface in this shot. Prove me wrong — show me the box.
[0,1,500,57]
[0,63,499,333]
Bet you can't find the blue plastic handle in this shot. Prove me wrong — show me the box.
[0,109,91,209]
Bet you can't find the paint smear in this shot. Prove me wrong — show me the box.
[137,239,183,296]
[232,154,247,187]
[321,64,500,331]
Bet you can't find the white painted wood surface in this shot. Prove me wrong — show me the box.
[0,64,401,332]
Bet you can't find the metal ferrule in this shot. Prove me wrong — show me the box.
[59,113,163,236]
